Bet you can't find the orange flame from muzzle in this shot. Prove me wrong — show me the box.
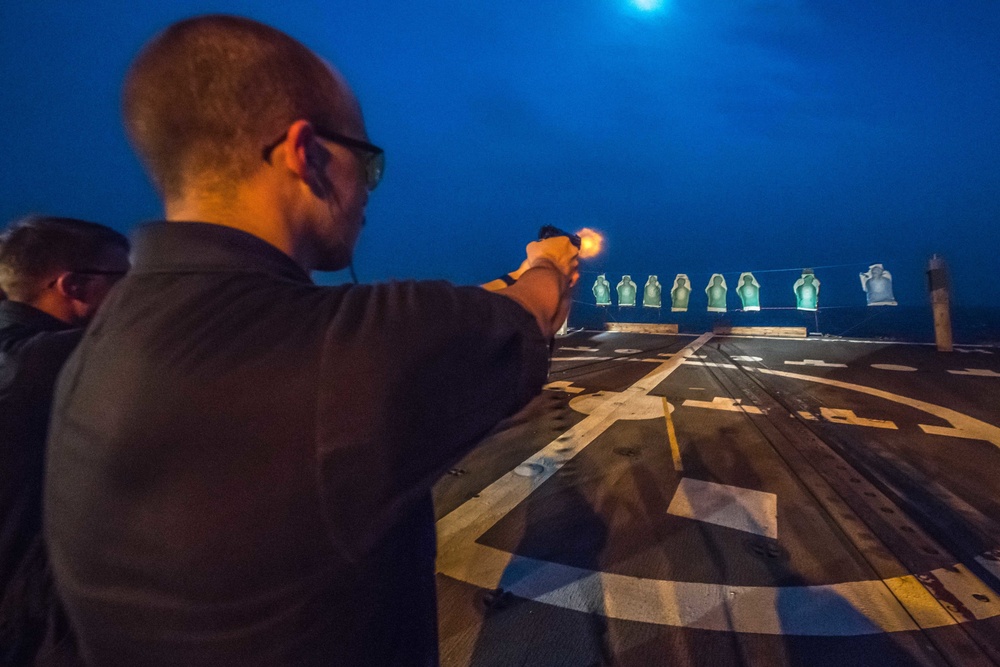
[576,228,604,259]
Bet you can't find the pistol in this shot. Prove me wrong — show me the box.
[538,225,581,249]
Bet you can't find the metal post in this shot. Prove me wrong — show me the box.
[927,254,953,352]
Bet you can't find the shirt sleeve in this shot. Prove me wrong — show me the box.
[314,280,548,556]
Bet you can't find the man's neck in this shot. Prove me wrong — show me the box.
[164,186,311,272]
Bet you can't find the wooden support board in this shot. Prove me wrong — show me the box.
[605,323,679,335]
[714,325,807,338]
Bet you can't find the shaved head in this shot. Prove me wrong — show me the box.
[123,15,357,199]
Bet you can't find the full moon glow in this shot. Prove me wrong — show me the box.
[632,0,665,11]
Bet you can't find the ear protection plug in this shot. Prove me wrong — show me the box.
[308,141,329,197]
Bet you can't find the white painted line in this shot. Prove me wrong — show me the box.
[820,408,897,430]
[542,381,585,394]
[919,424,993,441]
[785,359,848,368]
[550,356,613,362]
[948,368,1000,378]
[682,361,738,369]
[667,478,778,539]
[731,355,764,362]
[559,346,600,352]
[916,564,1000,621]
[956,348,994,354]
[870,364,918,372]
[615,348,643,354]
[682,397,763,415]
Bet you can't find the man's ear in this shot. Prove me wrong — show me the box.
[53,272,88,302]
[284,120,332,198]
[284,121,317,179]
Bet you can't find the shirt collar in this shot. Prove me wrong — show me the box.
[0,300,75,333]
[130,222,313,284]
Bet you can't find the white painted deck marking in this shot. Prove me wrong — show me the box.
[731,355,763,362]
[682,361,739,369]
[758,368,1000,451]
[615,348,643,354]
[667,478,778,539]
[437,342,1000,635]
[682,397,763,415]
[948,368,1000,377]
[919,424,998,441]
[785,359,848,368]
[820,408,897,430]
[542,381,585,394]
[956,348,994,354]
[871,364,918,372]
[570,392,672,420]
[550,356,612,362]
[560,346,600,353]
[663,397,683,472]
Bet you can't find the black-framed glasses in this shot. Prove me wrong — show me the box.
[72,269,129,278]
[46,269,128,289]
[262,128,385,192]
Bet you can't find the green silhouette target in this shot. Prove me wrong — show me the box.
[617,275,637,307]
[643,275,662,308]
[593,274,612,306]
[794,270,821,311]
[737,272,761,311]
[670,274,691,312]
[706,274,727,313]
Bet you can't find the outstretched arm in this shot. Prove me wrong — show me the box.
[487,237,579,338]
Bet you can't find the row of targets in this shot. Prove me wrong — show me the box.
[591,264,896,312]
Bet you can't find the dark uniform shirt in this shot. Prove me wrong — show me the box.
[44,222,548,666]
[0,300,81,664]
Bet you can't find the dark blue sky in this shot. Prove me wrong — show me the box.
[2,1,998,306]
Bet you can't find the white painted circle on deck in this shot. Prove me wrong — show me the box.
[871,364,918,372]
[569,392,674,419]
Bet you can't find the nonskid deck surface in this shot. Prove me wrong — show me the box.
[434,331,1000,667]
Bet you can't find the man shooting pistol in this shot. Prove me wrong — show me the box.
[44,15,584,667]
[483,226,602,336]
[482,227,581,337]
